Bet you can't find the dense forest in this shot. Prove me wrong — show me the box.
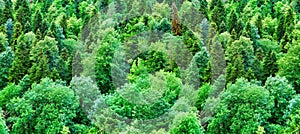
[0,0,300,133]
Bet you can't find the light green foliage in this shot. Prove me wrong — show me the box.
[278,42,300,93]
[0,35,13,89]
[284,95,300,133]
[195,83,211,111]
[0,84,21,109]
[0,108,8,134]
[170,113,204,134]
[7,78,79,134]
[208,78,273,133]
[9,32,34,84]
[264,76,295,125]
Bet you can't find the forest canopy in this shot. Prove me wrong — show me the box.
[0,0,300,133]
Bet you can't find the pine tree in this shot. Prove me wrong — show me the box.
[276,15,285,42]
[199,0,208,18]
[171,2,181,36]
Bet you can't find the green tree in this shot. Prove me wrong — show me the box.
[32,10,43,33]
[283,95,300,133]
[207,78,273,133]
[7,78,79,134]
[0,108,8,134]
[195,83,211,111]
[0,40,14,89]
[278,42,300,93]
[227,9,238,33]
[15,1,30,26]
[170,113,204,134]
[263,51,278,82]
[0,0,13,25]
[11,22,22,52]
[9,33,34,84]
[29,52,52,84]
[264,76,295,125]
[209,0,226,33]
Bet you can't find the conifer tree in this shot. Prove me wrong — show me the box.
[15,2,30,26]
[11,22,22,52]
[209,0,226,33]
[32,10,43,33]
[1,0,13,24]
[227,9,238,33]
[171,2,181,36]
[4,19,13,44]
[263,51,278,81]
[226,54,245,84]
[8,33,33,84]
[29,52,51,84]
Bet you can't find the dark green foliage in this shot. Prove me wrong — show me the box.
[95,31,121,94]
[15,2,30,26]
[263,51,278,82]
[11,22,22,52]
[209,0,226,33]
[0,0,13,25]
[32,10,43,33]
[227,9,238,33]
